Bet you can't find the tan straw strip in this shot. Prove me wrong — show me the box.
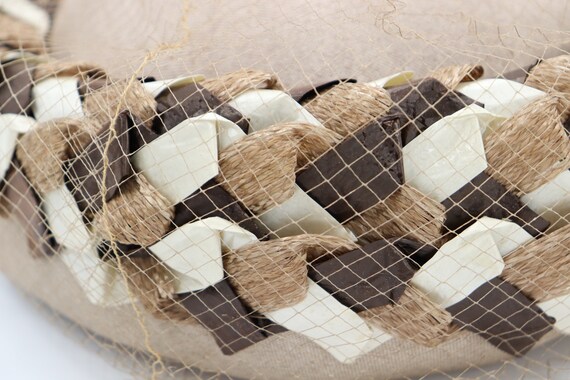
[92,174,174,246]
[226,234,357,312]
[0,13,45,54]
[226,239,308,313]
[502,224,570,302]
[346,184,445,246]
[526,55,570,117]
[429,64,484,89]
[202,68,285,102]
[153,297,198,322]
[16,118,97,194]
[484,95,570,195]
[217,130,297,215]
[33,60,106,82]
[83,79,157,129]
[218,122,341,214]
[304,83,393,137]
[117,255,176,313]
[251,122,342,169]
[361,285,459,347]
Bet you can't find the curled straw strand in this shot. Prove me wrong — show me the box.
[83,79,157,129]
[346,184,445,246]
[92,174,174,246]
[502,224,570,302]
[361,285,459,347]
[202,68,285,102]
[526,55,570,117]
[429,64,484,89]
[16,118,98,194]
[484,95,570,195]
[304,83,393,137]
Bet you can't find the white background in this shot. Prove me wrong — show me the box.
[0,274,138,380]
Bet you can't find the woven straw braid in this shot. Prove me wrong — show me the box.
[6,60,567,353]
[484,95,570,195]
[202,68,285,102]
[304,83,393,137]
[300,81,444,245]
[502,224,570,302]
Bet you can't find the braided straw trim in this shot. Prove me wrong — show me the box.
[16,118,98,194]
[117,255,176,313]
[226,234,357,313]
[92,174,174,246]
[361,285,459,347]
[0,13,45,54]
[33,60,106,82]
[526,55,570,117]
[304,83,393,137]
[202,68,285,102]
[83,79,157,129]
[346,184,445,245]
[484,95,570,195]
[429,64,484,89]
[502,224,570,302]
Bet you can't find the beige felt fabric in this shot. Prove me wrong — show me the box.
[48,0,570,88]
[0,216,560,379]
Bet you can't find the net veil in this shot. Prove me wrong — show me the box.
[0,0,569,379]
